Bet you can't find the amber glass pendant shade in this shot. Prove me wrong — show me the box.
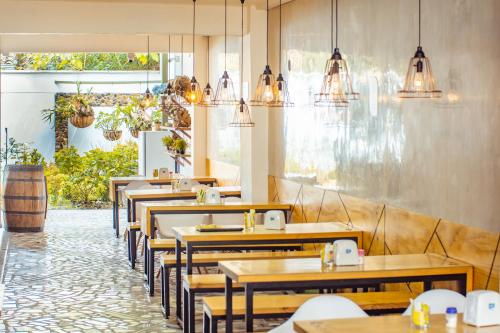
[187,76,203,104]
[142,88,154,108]
[230,98,255,127]
[214,71,238,105]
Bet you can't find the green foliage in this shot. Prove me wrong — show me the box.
[42,83,94,126]
[119,96,157,131]
[151,108,163,124]
[0,138,46,166]
[95,106,125,131]
[14,52,161,71]
[173,138,188,154]
[45,142,138,208]
[162,136,175,150]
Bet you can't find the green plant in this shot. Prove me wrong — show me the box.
[45,142,138,208]
[95,106,125,131]
[162,136,175,150]
[0,138,46,166]
[173,138,188,155]
[151,107,163,124]
[42,82,94,126]
[119,96,157,131]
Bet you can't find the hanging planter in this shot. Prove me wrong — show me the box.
[103,130,123,141]
[129,128,140,138]
[41,82,95,129]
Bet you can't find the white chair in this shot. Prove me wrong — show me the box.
[153,200,210,238]
[402,289,466,315]
[120,180,158,207]
[269,295,369,333]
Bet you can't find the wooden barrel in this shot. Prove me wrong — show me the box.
[2,165,47,232]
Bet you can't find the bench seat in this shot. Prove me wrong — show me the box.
[202,291,413,333]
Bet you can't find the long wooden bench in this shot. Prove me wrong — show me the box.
[202,291,414,333]
[160,250,320,319]
[146,239,303,295]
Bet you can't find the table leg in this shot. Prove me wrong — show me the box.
[128,228,136,269]
[245,284,254,332]
[458,275,467,295]
[148,248,155,296]
[186,244,193,275]
[225,275,233,333]
[114,186,120,238]
[131,199,136,223]
[176,239,183,319]
[143,235,148,280]
[183,287,189,333]
[127,198,131,223]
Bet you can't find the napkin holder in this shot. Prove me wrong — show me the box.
[464,290,500,327]
[333,240,359,266]
[205,188,222,204]
[264,210,286,230]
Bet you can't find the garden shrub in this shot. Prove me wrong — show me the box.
[46,142,138,208]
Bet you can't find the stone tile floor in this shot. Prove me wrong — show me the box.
[0,210,279,332]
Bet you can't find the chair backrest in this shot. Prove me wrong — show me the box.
[209,196,264,225]
[402,289,466,315]
[269,295,368,333]
[120,181,157,206]
[154,200,210,238]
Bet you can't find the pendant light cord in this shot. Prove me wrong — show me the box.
[192,0,196,76]
[224,0,227,71]
[167,35,171,81]
[418,0,421,46]
[336,0,338,48]
[279,0,282,73]
[266,0,269,65]
[147,35,150,90]
[207,36,210,82]
[240,0,245,98]
[181,35,184,75]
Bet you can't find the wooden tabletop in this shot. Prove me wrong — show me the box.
[109,176,217,201]
[142,201,292,236]
[172,222,362,247]
[219,253,473,287]
[124,186,241,200]
[293,314,498,333]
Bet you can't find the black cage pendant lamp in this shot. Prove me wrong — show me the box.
[213,0,238,105]
[201,36,215,106]
[187,0,203,105]
[398,0,442,98]
[315,0,358,107]
[230,0,254,127]
[250,0,277,106]
[270,0,293,107]
[142,35,154,108]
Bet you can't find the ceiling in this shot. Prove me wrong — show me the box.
[22,0,293,9]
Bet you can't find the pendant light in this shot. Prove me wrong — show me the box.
[186,0,203,105]
[270,0,293,107]
[201,36,215,106]
[230,0,254,127]
[398,0,442,98]
[250,0,278,106]
[314,0,358,107]
[213,0,238,105]
[173,36,189,106]
[142,35,154,107]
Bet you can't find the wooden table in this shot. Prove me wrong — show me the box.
[140,201,292,297]
[173,222,363,332]
[294,314,498,333]
[123,186,241,268]
[219,253,473,332]
[108,176,217,237]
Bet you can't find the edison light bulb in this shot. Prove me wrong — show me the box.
[413,71,424,91]
[263,84,274,103]
[203,91,211,103]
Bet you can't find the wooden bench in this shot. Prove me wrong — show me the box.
[146,239,303,295]
[160,250,320,319]
[202,291,413,333]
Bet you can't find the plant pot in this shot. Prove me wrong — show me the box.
[153,122,162,131]
[70,114,95,128]
[3,165,47,232]
[103,130,123,141]
[129,128,139,138]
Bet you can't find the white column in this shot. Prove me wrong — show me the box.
[240,6,268,202]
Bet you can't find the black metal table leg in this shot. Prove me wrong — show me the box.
[128,228,137,268]
[114,186,120,238]
[225,275,233,333]
[148,248,155,296]
[183,288,189,333]
[127,198,131,222]
[131,198,136,223]
[245,284,254,332]
[176,239,183,319]
[143,235,148,280]
[186,244,193,275]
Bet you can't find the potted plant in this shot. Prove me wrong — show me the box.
[162,136,175,151]
[151,107,163,131]
[42,82,94,128]
[120,96,153,138]
[1,138,47,232]
[173,138,188,155]
[95,106,124,141]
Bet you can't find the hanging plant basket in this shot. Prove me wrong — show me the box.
[103,130,122,141]
[70,114,95,128]
[129,128,140,138]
